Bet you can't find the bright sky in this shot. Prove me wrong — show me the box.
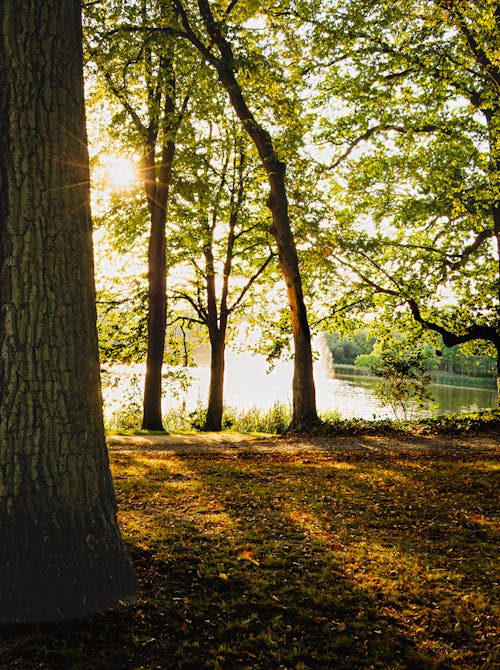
[104,156,137,189]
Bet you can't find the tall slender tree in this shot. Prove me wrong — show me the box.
[0,0,138,622]
[168,0,320,429]
[85,0,192,430]
[171,121,276,430]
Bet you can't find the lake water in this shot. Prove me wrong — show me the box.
[103,348,498,421]
[323,368,498,418]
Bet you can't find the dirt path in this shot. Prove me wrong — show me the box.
[107,430,499,456]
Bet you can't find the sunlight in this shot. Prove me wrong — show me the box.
[105,156,137,189]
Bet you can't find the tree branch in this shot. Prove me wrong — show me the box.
[382,229,494,270]
[332,253,499,349]
[310,298,368,328]
[98,68,148,139]
[228,252,276,313]
[169,0,220,66]
[328,123,454,169]
[407,298,498,347]
[440,0,500,87]
[171,290,208,323]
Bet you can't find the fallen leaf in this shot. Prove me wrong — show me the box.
[238,550,260,566]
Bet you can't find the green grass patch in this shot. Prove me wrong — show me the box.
[3,445,498,669]
[315,409,500,438]
[431,372,497,391]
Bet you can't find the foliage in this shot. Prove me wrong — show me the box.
[102,371,144,432]
[84,0,500,422]
[435,345,497,379]
[324,330,375,365]
[432,372,497,390]
[352,336,497,383]
[222,402,292,435]
[96,282,148,364]
[309,0,500,378]
[369,350,435,420]
[414,408,500,436]
[319,409,500,437]
[105,398,293,436]
[4,439,498,668]
[168,119,276,343]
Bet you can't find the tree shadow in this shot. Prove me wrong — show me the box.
[0,448,497,669]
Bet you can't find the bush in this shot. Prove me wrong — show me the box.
[371,350,434,420]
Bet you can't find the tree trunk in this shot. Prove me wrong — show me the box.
[204,332,226,431]
[202,233,227,431]
[266,160,319,428]
[217,67,319,429]
[141,134,175,431]
[495,342,500,403]
[486,106,500,403]
[142,196,168,430]
[0,1,138,623]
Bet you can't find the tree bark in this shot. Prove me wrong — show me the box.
[142,153,169,430]
[141,99,176,431]
[204,331,226,431]
[0,1,138,622]
[202,224,227,431]
[488,109,500,402]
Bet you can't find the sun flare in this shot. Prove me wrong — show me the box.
[105,156,137,190]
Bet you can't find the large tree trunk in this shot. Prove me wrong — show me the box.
[0,0,138,623]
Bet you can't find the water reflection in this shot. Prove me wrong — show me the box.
[103,351,497,422]
[328,368,497,418]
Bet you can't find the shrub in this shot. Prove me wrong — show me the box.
[371,350,434,420]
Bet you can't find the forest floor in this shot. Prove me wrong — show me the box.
[1,428,498,669]
[106,428,500,456]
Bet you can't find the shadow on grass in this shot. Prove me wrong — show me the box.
[1,449,498,669]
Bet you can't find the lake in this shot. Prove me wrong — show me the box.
[103,349,498,422]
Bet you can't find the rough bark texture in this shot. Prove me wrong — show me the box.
[0,1,138,623]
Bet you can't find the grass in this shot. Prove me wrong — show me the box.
[334,364,497,391]
[431,373,497,391]
[2,441,498,669]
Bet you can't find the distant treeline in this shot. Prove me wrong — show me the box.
[323,332,497,380]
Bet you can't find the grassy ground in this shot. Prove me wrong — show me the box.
[1,436,498,669]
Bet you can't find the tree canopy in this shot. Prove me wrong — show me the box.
[309,0,500,385]
[84,0,500,422]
